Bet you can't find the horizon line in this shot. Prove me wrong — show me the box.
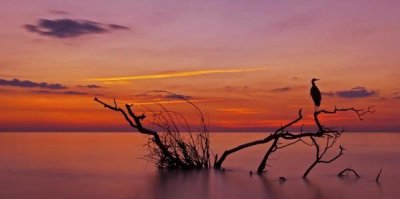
[1,130,399,133]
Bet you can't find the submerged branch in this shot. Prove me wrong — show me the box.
[376,168,383,182]
[338,168,360,178]
[303,136,345,178]
[214,109,307,169]
[94,95,210,169]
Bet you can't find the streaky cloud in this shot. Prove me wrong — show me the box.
[108,24,130,30]
[33,90,87,95]
[24,18,129,38]
[164,94,192,100]
[321,91,335,97]
[336,87,377,98]
[222,85,250,93]
[133,98,224,105]
[86,68,267,82]
[77,84,102,88]
[271,87,291,92]
[0,78,67,90]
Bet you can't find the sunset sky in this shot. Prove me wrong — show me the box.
[1,0,399,132]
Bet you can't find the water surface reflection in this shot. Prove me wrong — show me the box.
[0,133,398,199]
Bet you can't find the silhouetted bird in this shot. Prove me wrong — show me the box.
[310,78,321,111]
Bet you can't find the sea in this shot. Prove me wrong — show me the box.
[0,132,399,199]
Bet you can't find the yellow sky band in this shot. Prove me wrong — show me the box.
[86,68,267,82]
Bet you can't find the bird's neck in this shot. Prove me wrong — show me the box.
[311,81,316,86]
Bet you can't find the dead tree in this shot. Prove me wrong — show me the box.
[94,91,210,169]
[95,88,373,176]
[214,106,373,176]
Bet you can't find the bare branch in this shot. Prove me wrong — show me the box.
[94,97,137,129]
[257,138,279,174]
[214,109,305,169]
[94,94,210,169]
[338,168,360,178]
[319,145,345,164]
[317,106,375,121]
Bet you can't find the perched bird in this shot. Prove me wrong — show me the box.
[310,78,321,111]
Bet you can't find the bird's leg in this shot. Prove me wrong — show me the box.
[314,106,318,113]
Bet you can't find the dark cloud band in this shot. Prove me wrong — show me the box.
[271,87,291,92]
[164,94,192,100]
[336,87,376,98]
[321,91,335,97]
[33,90,87,95]
[24,18,129,38]
[0,78,67,89]
[77,84,102,89]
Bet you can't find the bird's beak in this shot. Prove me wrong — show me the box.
[315,78,320,81]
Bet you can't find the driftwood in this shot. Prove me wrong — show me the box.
[337,168,360,178]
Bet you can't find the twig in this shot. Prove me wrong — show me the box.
[376,168,383,182]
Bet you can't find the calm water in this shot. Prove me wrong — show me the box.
[0,132,399,199]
